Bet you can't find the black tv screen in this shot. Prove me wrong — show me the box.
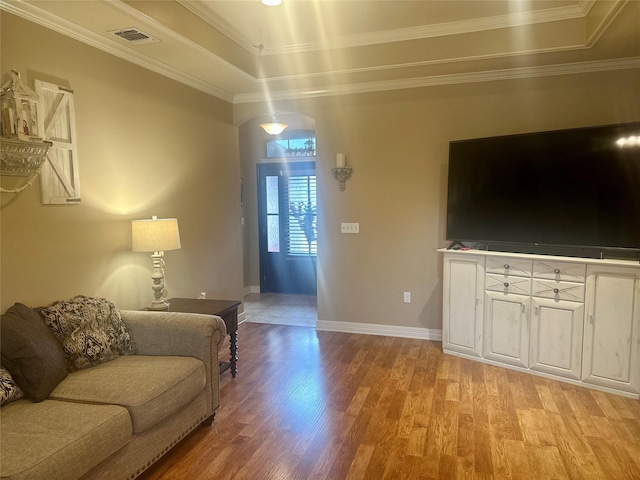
[446,122,640,256]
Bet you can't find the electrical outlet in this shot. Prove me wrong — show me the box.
[341,223,360,234]
[404,291,411,303]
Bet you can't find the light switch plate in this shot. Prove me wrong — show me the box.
[341,223,360,233]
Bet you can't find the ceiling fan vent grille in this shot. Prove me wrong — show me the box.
[110,28,159,44]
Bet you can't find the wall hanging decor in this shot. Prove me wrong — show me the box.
[0,70,52,194]
[35,80,81,204]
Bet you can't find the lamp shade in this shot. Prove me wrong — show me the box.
[132,217,181,252]
[260,121,288,135]
[259,113,288,135]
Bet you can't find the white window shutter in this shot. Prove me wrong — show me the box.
[35,80,81,204]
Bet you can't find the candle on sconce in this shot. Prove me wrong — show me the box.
[336,153,346,168]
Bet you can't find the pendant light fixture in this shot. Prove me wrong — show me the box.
[260,113,288,135]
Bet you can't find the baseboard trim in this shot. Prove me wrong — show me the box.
[238,311,247,325]
[316,320,442,341]
[244,286,260,296]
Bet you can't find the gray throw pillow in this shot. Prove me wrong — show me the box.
[1,303,68,402]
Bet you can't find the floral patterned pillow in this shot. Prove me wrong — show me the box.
[36,296,136,371]
[0,366,24,406]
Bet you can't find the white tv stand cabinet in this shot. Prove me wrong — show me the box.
[439,248,640,398]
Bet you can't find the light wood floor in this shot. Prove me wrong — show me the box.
[139,322,640,480]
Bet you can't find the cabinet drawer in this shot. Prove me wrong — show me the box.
[486,257,532,277]
[533,260,586,282]
[532,279,585,302]
[486,274,531,295]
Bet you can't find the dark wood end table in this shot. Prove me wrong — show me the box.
[165,298,241,377]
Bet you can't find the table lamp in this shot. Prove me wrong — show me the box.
[132,216,181,310]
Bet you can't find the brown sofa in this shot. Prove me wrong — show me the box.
[0,308,226,480]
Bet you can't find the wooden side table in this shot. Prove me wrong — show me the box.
[164,298,241,377]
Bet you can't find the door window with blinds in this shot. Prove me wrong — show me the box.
[287,173,317,256]
[264,169,317,256]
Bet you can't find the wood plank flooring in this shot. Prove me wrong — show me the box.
[139,322,640,479]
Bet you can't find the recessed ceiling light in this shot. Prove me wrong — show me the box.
[262,0,282,6]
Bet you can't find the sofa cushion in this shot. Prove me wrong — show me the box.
[50,355,206,434]
[0,366,24,406]
[35,296,136,371]
[0,303,68,402]
[0,398,131,480]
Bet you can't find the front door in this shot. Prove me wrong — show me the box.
[257,161,317,294]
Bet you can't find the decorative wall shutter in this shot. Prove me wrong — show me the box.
[35,80,81,204]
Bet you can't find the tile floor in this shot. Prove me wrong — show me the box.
[243,293,317,328]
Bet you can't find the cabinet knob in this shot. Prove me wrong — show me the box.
[504,282,509,288]
[553,288,559,294]
[504,264,510,269]
[554,268,561,274]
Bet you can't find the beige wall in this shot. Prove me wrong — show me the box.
[2,13,638,332]
[236,69,640,330]
[1,13,243,311]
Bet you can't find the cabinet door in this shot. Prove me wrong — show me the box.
[484,291,530,367]
[443,254,484,357]
[530,298,584,379]
[582,266,640,394]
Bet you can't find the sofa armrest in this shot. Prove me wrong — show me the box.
[119,310,227,417]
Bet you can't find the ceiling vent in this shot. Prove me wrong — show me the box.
[109,28,159,45]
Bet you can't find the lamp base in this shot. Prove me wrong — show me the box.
[147,299,170,310]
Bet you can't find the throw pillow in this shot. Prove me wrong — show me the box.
[35,296,136,371]
[0,366,24,406]
[0,303,69,402]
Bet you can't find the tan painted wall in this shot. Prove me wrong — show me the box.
[236,69,640,330]
[1,13,243,311]
[2,13,638,331]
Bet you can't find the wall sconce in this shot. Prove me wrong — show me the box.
[132,216,181,310]
[259,113,288,135]
[331,153,352,191]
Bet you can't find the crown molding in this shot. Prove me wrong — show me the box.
[176,0,249,52]
[107,1,256,84]
[259,42,591,84]
[269,4,589,56]
[235,57,640,104]
[584,0,628,46]
[0,0,238,102]
[179,0,589,57]
[3,0,634,106]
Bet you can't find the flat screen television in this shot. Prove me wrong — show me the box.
[446,121,640,259]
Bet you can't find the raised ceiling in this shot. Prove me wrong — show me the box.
[2,0,639,103]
